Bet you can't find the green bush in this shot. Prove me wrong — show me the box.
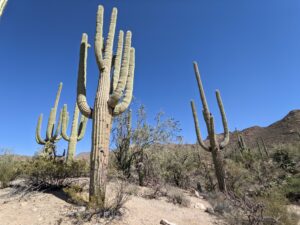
[23,157,89,190]
[0,150,20,188]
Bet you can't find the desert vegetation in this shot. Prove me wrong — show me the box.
[0,3,299,225]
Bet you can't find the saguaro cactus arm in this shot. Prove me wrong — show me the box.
[62,104,71,141]
[0,0,8,17]
[112,31,124,91]
[77,114,88,141]
[193,62,210,127]
[216,90,229,148]
[113,47,135,115]
[190,101,210,152]
[103,7,117,63]
[108,31,132,108]
[52,109,63,141]
[35,114,46,145]
[77,33,93,119]
[95,5,105,70]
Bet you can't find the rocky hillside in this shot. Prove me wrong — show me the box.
[224,109,300,150]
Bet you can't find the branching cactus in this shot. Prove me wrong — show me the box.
[76,5,135,202]
[190,62,229,192]
[62,103,88,162]
[0,0,8,17]
[35,83,63,156]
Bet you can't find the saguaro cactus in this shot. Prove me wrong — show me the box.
[0,0,8,17]
[237,132,248,152]
[76,5,135,202]
[62,103,88,162]
[190,62,229,192]
[35,83,63,156]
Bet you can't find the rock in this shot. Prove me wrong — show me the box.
[194,203,206,210]
[77,206,86,212]
[160,219,177,225]
[32,207,38,212]
[205,207,215,215]
[20,202,28,207]
[193,189,201,198]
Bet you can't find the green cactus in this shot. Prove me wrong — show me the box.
[237,132,248,152]
[260,137,269,157]
[0,0,8,17]
[35,83,63,157]
[256,139,264,158]
[190,62,229,192]
[61,103,88,162]
[76,5,135,202]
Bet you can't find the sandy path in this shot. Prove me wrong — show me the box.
[0,186,223,225]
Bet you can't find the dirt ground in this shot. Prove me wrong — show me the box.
[0,181,225,225]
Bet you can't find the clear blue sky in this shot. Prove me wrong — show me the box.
[1,0,300,155]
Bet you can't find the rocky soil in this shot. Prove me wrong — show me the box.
[0,181,225,225]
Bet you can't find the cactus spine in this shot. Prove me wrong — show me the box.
[35,83,63,156]
[0,0,8,17]
[62,103,88,162]
[76,5,135,202]
[190,62,229,192]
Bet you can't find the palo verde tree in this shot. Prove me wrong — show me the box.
[76,5,135,202]
[113,110,132,178]
[35,83,63,158]
[190,62,229,192]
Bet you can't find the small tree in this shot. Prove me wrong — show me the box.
[113,110,133,178]
[112,105,181,186]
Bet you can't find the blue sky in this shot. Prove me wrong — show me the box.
[0,0,300,155]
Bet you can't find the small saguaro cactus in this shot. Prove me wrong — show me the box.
[76,5,135,202]
[237,132,248,152]
[190,62,229,192]
[35,83,63,157]
[61,103,88,162]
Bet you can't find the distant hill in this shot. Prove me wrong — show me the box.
[221,109,300,150]
[76,110,300,158]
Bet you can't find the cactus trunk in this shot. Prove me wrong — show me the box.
[211,148,226,192]
[90,71,113,201]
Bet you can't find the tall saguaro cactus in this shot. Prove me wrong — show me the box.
[77,5,135,202]
[35,83,63,156]
[190,62,229,192]
[62,103,88,162]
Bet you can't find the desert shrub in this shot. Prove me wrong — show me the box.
[272,149,297,173]
[63,184,87,206]
[256,187,299,225]
[166,187,190,207]
[283,174,300,203]
[23,157,89,190]
[0,149,21,188]
[77,181,129,222]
